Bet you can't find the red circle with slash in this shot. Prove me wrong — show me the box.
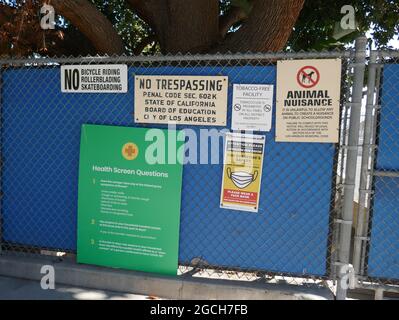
[297,66,320,88]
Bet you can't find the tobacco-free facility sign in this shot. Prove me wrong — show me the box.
[232,84,274,132]
[276,59,342,143]
[77,124,184,275]
[61,65,128,93]
[220,133,265,213]
[134,75,228,126]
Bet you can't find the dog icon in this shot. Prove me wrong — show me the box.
[301,71,315,84]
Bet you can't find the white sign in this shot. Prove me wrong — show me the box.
[276,59,342,143]
[61,65,128,93]
[231,84,274,132]
[134,75,228,126]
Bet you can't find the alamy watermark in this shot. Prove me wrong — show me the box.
[40,265,55,290]
[333,5,357,40]
[40,4,55,30]
[142,123,256,169]
[339,264,356,290]
[340,5,356,31]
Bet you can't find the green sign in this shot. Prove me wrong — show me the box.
[77,124,184,275]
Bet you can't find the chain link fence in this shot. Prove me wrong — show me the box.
[0,41,398,299]
[351,50,399,297]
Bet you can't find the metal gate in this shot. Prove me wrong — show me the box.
[352,51,399,296]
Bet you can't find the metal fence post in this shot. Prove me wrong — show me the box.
[359,55,383,277]
[352,50,379,276]
[336,36,368,300]
[0,62,3,255]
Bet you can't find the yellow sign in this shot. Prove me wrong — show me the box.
[134,75,228,126]
[220,133,265,213]
[122,142,139,160]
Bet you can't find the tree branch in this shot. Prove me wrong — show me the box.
[52,0,124,55]
[126,0,219,54]
[215,0,305,53]
[125,0,164,32]
[133,34,157,55]
[219,5,248,38]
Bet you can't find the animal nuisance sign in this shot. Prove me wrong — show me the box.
[231,84,274,132]
[61,65,128,93]
[134,75,228,126]
[220,133,265,213]
[276,59,342,143]
[77,124,184,275]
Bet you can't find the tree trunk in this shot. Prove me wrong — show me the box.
[52,0,125,55]
[129,0,303,54]
[0,4,14,55]
[215,0,305,52]
[161,0,219,53]
[128,0,220,54]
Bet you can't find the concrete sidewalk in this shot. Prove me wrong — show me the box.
[0,275,161,300]
[0,255,335,300]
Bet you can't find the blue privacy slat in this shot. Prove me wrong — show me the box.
[368,177,399,279]
[376,64,399,171]
[367,64,399,280]
[2,65,334,275]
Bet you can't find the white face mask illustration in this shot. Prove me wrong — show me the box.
[227,168,258,189]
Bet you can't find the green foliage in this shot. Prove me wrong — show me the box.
[218,0,398,50]
[90,0,159,54]
[286,0,399,50]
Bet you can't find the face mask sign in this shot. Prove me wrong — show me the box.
[220,133,265,213]
[227,168,258,189]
